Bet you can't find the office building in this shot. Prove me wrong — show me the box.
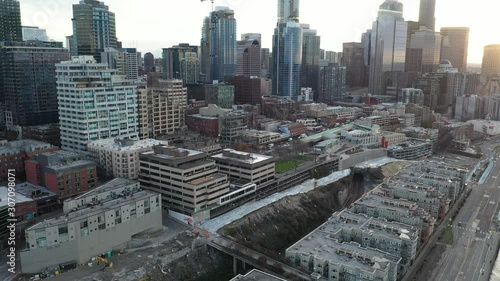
[162,44,200,85]
[0,0,22,42]
[261,48,271,77]
[0,140,58,181]
[318,63,347,104]
[454,94,484,121]
[343,42,367,87]
[0,41,69,127]
[25,151,97,198]
[409,28,442,73]
[241,33,262,44]
[301,24,321,97]
[199,104,249,143]
[137,79,187,138]
[482,45,500,78]
[201,7,237,83]
[20,178,162,273]
[236,39,261,77]
[143,52,155,73]
[205,84,235,109]
[440,27,469,73]
[231,76,262,105]
[21,26,48,41]
[400,88,424,105]
[419,0,436,31]
[88,138,167,180]
[71,0,117,62]
[272,21,303,100]
[369,0,408,95]
[56,56,139,153]
[139,146,230,216]
[211,149,275,186]
[101,48,140,80]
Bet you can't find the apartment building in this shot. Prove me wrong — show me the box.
[397,169,463,202]
[139,146,230,217]
[88,138,168,180]
[211,149,275,187]
[25,151,97,198]
[20,178,162,273]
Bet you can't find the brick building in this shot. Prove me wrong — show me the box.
[186,115,220,138]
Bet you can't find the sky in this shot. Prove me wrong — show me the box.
[19,0,500,64]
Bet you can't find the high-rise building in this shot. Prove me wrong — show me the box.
[0,0,22,42]
[301,24,321,98]
[419,0,436,31]
[200,7,237,83]
[237,39,261,77]
[21,26,48,41]
[261,48,271,77]
[205,84,235,109]
[343,42,367,87]
[272,21,303,100]
[231,76,262,105]
[409,28,442,73]
[440,27,469,73]
[481,45,500,78]
[163,44,200,85]
[56,56,139,153]
[241,33,262,44]
[144,52,155,73]
[318,62,347,104]
[101,47,140,80]
[0,41,70,127]
[66,35,78,57]
[71,0,117,62]
[278,0,300,23]
[369,0,408,95]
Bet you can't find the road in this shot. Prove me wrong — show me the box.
[429,142,500,281]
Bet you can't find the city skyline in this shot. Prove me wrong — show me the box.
[18,0,500,65]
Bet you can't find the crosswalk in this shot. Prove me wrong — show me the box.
[449,224,490,235]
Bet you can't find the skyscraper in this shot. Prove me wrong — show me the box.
[237,39,261,77]
[419,0,436,31]
[278,0,300,23]
[163,44,200,85]
[144,52,155,73]
[318,62,347,104]
[301,24,321,98]
[56,56,139,153]
[440,27,469,73]
[101,47,140,80]
[482,45,500,78]
[272,21,303,100]
[21,26,48,41]
[0,41,69,127]
[241,33,262,44]
[343,42,367,87]
[0,0,22,42]
[369,0,408,95]
[409,28,442,73]
[200,7,237,83]
[72,0,117,62]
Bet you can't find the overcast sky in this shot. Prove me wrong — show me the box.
[19,0,500,64]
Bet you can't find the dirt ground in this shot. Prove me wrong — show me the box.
[411,243,447,281]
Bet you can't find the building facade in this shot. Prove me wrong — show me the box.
[101,48,140,80]
[236,39,261,77]
[482,45,500,78]
[0,0,22,42]
[205,84,235,109]
[440,27,469,73]
[318,63,347,104]
[343,42,367,87]
[21,26,48,41]
[418,0,436,31]
[56,56,139,153]
[301,24,321,97]
[162,44,200,85]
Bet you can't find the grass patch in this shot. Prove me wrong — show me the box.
[440,225,454,245]
[275,159,302,173]
[297,155,314,161]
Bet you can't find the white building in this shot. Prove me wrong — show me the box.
[88,138,168,180]
[466,119,500,135]
[101,48,141,81]
[56,56,139,153]
[341,130,381,147]
[21,26,48,41]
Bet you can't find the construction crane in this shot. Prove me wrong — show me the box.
[200,0,215,11]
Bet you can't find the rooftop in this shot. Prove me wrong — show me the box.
[0,187,33,208]
[73,178,137,201]
[211,149,273,165]
[88,138,168,151]
[13,182,57,201]
[230,269,287,281]
[143,146,204,160]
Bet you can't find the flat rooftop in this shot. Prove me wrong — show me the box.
[211,149,273,165]
[88,138,167,151]
[27,189,156,231]
[13,182,57,200]
[142,146,204,160]
[48,160,96,172]
[0,187,33,208]
[73,178,137,200]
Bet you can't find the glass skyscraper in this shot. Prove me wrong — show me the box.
[200,7,237,83]
[301,24,321,99]
[369,0,408,95]
[163,44,200,85]
[272,21,303,100]
[419,0,436,31]
[278,0,300,23]
[440,27,469,73]
[0,0,22,42]
[0,41,70,127]
[72,0,117,62]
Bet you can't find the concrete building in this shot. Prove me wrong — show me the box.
[25,151,97,198]
[101,48,140,80]
[162,44,200,85]
[287,239,400,281]
[231,76,262,105]
[440,27,469,73]
[136,79,187,139]
[199,104,249,143]
[56,56,139,154]
[21,26,48,41]
[455,95,484,121]
[380,131,406,147]
[0,183,58,222]
[400,88,424,105]
[88,138,168,180]
[23,124,61,147]
[419,0,436,31]
[241,130,282,145]
[300,104,357,120]
[0,140,58,181]
[278,123,308,137]
[482,44,500,78]
[211,149,275,186]
[341,130,381,147]
[237,39,261,77]
[466,119,500,136]
[139,146,230,217]
[0,41,69,127]
[387,139,433,160]
[20,178,162,273]
[318,63,347,104]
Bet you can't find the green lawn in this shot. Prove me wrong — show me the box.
[440,225,454,245]
[297,155,314,161]
[275,159,301,173]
